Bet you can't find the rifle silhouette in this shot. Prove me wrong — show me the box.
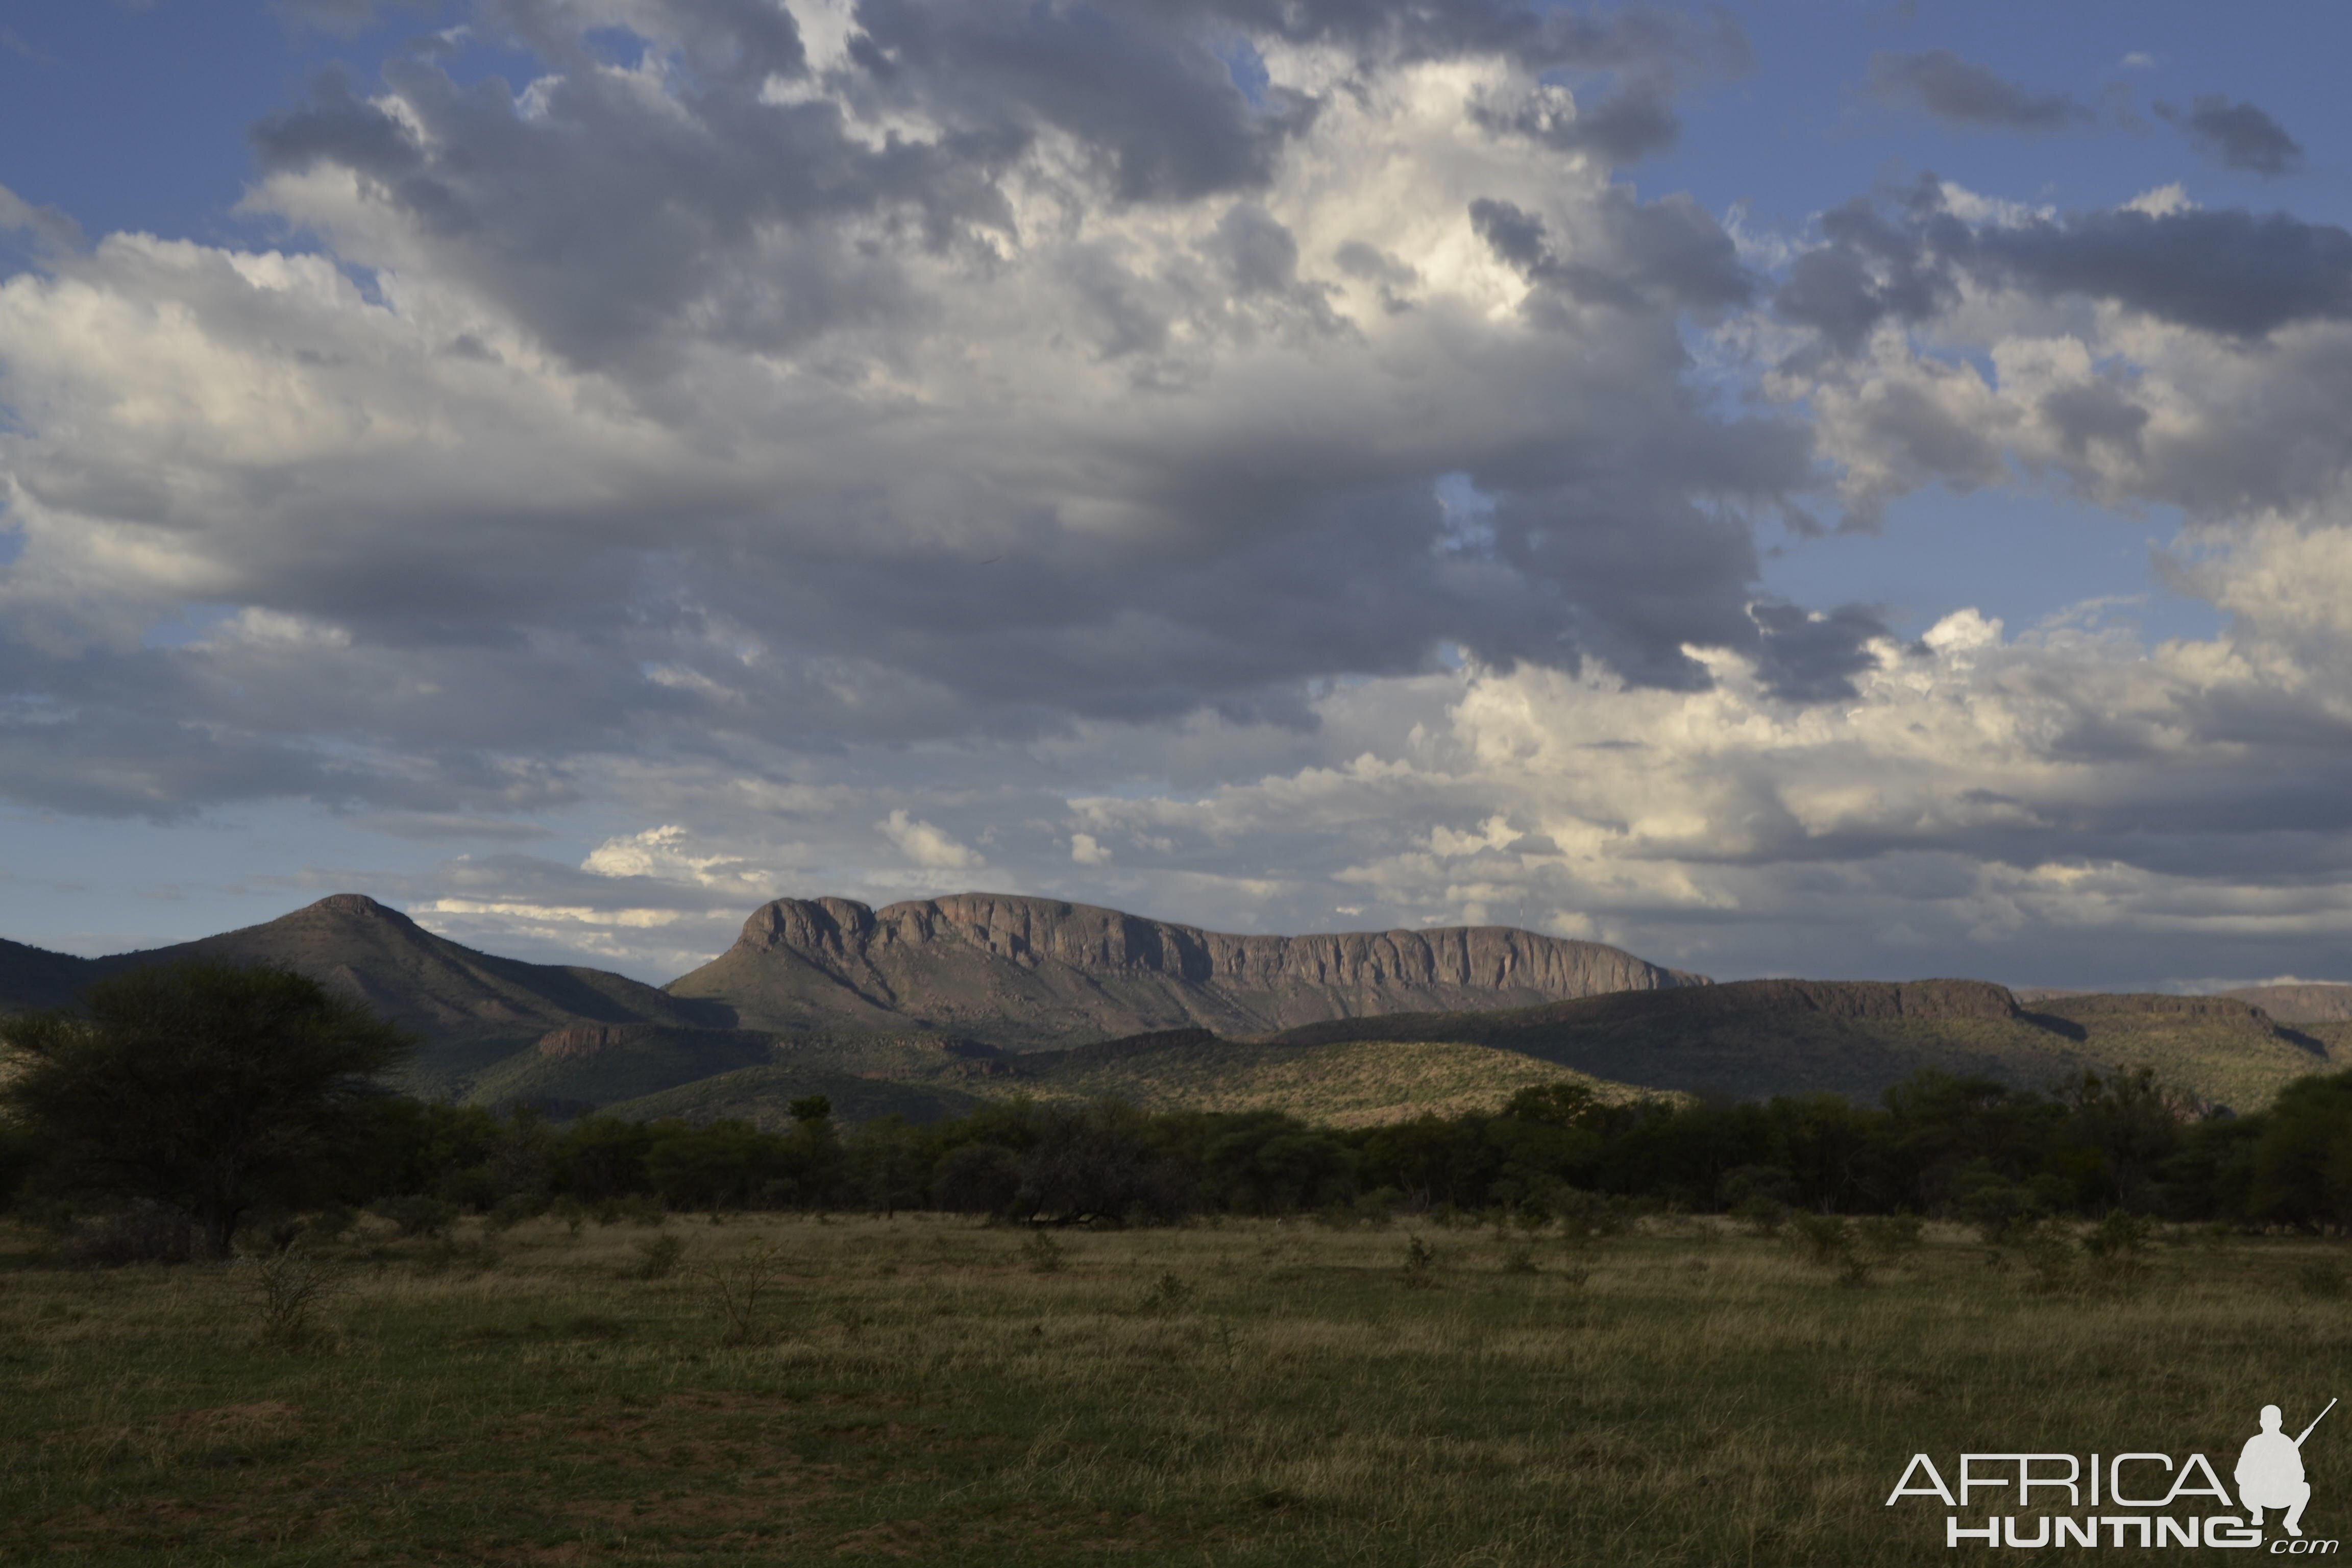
[2296,1399,2338,1447]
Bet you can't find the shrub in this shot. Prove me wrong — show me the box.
[631,1232,688,1281]
[1022,1232,1067,1273]
[374,1195,459,1239]
[2296,1258,2346,1299]
[1786,1213,1851,1267]
[244,1241,344,1350]
[2013,1219,2079,1293]
[483,1193,543,1234]
[702,1239,786,1345]
[55,1200,197,1266]
[1401,1235,1439,1288]
[1855,1214,1924,1259]
[1140,1271,1194,1313]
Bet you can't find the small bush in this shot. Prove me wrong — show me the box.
[1784,1213,1883,1286]
[2296,1259,2346,1299]
[2083,1210,2152,1258]
[1140,1271,1194,1312]
[483,1193,543,1234]
[1401,1235,1440,1288]
[1731,1195,1788,1237]
[596,1194,667,1228]
[1958,1178,2045,1245]
[702,1239,785,1344]
[244,1242,344,1350]
[374,1195,459,1240]
[1786,1213,1851,1268]
[2014,1219,2078,1294]
[630,1232,688,1281]
[1554,1190,1631,1245]
[56,1202,196,1267]
[1499,1243,1539,1276]
[414,1233,502,1277]
[1855,1214,1923,1259]
[1022,1232,1067,1273]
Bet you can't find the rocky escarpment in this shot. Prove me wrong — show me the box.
[666,892,1707,1046]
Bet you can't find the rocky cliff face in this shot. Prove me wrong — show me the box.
[671,892,1706,1045]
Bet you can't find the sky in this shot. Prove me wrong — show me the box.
[4,0,2352,993]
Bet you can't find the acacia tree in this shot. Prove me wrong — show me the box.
[1,960,410,1257]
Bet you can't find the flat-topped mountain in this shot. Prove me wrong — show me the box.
[663,892,1707,1046]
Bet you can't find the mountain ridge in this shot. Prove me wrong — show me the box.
[665,891,1707,1045]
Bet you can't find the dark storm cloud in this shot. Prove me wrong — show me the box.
[1776,182,2352,348]
[2158,94,2304,176]
[1470,192,1751,311]
[1976,209,2352,337]
[250,68,425,180]
[1472,78,1682,163]
[1747,601,1898,702]
[1866,50,2090,133]
[1771,185,1962,351]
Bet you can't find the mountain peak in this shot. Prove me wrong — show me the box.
[310,893,401,919]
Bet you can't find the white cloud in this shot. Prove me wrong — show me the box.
[878,808,983,870]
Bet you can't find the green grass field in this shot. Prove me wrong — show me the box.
[3,1213,2345,1565]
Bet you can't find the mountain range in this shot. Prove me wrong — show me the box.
[0,892,2341,1124]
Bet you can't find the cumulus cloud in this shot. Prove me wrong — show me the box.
[2158,94,2304,175]
[1051,514,2352,983]
[8,0,2352,992]
[878,808,982,869]
[1866,50,2090,133]
[0,0,1824,833]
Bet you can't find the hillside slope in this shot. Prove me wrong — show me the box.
[0,938,102,1014]
[84,895,732,1095]
[1267,979,2331,1108]
[937,1028,1670,1127]
[2218,983,2352,1022]
[667,893,1706,1046]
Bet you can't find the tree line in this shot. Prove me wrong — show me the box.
[3,961,2350,1256]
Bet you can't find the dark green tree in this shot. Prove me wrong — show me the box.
[1,960,410,1256]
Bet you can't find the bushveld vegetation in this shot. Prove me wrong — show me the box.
[2,1210,2347,1565]
[19,1059,2352,1240]
[5,962,2351,1562]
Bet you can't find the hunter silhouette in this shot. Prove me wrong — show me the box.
[2239,1400,2333,1537]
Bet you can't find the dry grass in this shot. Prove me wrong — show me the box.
[0,1212,2344,1564]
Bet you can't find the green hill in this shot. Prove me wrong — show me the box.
[601,1068,986,1129]
[1264,979,2330,1109]
[0,938,101,1014]
[930,1028,1669,1126]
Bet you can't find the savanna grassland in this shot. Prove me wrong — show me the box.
[3,1212,2346,1566]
